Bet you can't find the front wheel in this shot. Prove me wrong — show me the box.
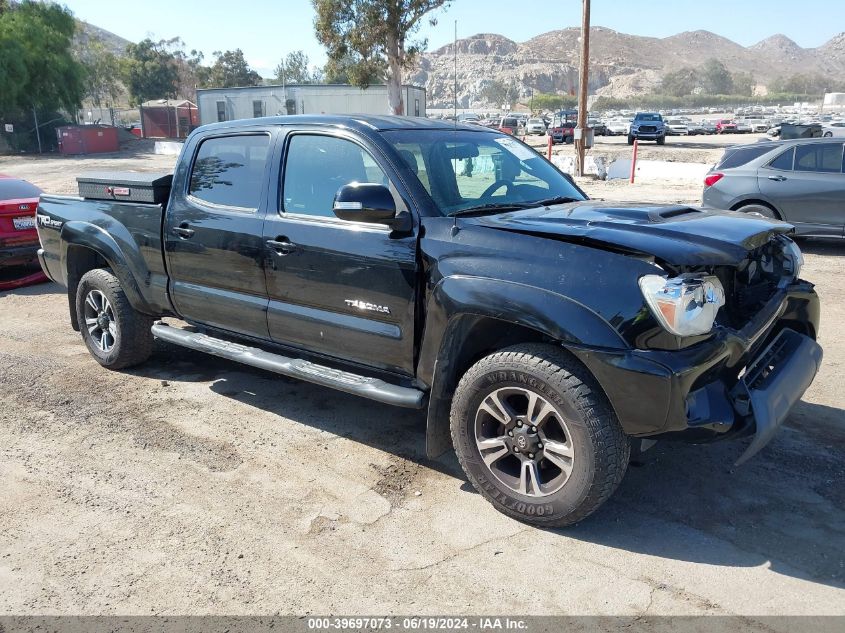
[450,344,630,527]
[823,131,833,138]
[627,135,635,145]
[656,136,666,145]
[76,268,155,369]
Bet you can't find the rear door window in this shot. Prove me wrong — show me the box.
[189,134,271,210]
[717,145,773,169]
[767,147,794,171]
[794,143,844,174]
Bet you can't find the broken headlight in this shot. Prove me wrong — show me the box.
[639,274,726,337]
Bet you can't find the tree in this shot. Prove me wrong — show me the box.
[314,0,449,115]
[700,59,733,95]
[122,38,180,105]
[731,71,755,97]
[0,0,84,114]
[77,36,122,108]
[660,67,699,97]
[479,80,520,108]
[275,50,319,84]
[531,92,576,111]
[323,51,383,84]
[206,49,262,88]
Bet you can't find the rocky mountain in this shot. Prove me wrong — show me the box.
[74,19,132,57]
[412,27,845,108]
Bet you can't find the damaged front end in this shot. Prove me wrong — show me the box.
[571,233,822,465]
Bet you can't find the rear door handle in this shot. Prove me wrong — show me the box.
[768,175,787,182]
[172,223,195,238]
[266,237,296,255]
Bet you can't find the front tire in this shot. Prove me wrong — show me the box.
[76,268,155,370]
[627,135,635,145]
[656,136,666,145]
[450,344,630,527]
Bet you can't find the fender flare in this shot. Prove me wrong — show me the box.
[60,221,156,315]
[418,276,628,458]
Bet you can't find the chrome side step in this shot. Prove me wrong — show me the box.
[151,323,426,409]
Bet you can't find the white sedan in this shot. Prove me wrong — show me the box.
[666,119,689,135]
[822,122,845,138]
[606,119,630,136]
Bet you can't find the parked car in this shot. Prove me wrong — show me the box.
[605,118,630,136]
[525,118,547,135]
[716,119,738,134]
[499,116,520,135]
[36,115,821,527]
[822,122,845,138]
[666,119,689,136]
[700,120,719,135]
[735,120,753,134]
[1,175,42,273]
[702,138,845,238]
[628,112,666,145]
[747,119,770,133]
[588,119,607,136]
[687,121,707,136]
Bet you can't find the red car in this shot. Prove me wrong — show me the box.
[716,119,738,134]
[0,174,45,288]
[498,115,519,136]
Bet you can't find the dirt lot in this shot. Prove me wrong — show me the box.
[0,146,843,620]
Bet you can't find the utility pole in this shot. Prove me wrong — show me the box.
[575,0,590,176]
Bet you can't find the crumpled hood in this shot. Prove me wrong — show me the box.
[470,201,793,266]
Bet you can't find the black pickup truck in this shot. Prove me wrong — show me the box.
[35,115,822,526]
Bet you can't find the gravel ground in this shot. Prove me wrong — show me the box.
[0,146,843,620]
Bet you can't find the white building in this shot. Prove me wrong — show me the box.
[196,84,427,126]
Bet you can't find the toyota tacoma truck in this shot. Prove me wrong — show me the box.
[628,112,667,145]
[35,115,822,527]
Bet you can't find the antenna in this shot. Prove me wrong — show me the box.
[454,19,458,121]
[451,19,459,238]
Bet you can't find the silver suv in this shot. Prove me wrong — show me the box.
[702,138,845,238]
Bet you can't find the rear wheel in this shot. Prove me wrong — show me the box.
[76,268,155,369]
[823,131,833,138]
[736,202,779,220]
[450,344,630,527]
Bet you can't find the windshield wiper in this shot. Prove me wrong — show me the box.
[530,195,580,207]
[447,202,534,217]
[446,196,581,217]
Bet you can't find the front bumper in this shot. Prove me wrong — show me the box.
[570,280,821,462]
[631,129,665,139]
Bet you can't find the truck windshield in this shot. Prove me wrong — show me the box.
[384,129,586,217]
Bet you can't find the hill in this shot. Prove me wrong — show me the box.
[412,27,845,108]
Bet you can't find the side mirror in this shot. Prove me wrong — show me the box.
[333,183,397,226]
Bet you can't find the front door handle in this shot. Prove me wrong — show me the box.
[266,237,296,255]
[172,223,195,239]
[768,175,787,182]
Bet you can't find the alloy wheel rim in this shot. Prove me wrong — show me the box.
[474,386,575,498]
[83,290,117,353]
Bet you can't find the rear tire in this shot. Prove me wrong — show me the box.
[450,343,630,527]
[736,202,780,220]
[76,268,155,370]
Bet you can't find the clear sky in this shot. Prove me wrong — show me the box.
[64,0,845,77]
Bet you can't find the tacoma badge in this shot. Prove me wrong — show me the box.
[345,299,390,314]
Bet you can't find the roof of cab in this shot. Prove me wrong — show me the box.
[198,114,485,134]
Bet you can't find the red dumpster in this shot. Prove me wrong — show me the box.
[56,125,120,155]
